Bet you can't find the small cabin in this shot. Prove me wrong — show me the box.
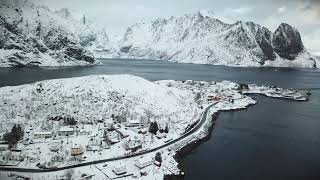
[123,139,142,151]
[70,145,83,156]
[112,166,127,175]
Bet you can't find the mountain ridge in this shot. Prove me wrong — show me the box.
[113,11,318,68]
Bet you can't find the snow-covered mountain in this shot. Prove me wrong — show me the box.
[0,0,113,67]
[53,8,116,58]
[115,11,318,68]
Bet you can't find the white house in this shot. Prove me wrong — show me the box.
[112,166,127,175]
[33,131,53,139]
[59,127,74,136]
[116,128,129,138]
[126,120,142,127]
[135,157,152,169]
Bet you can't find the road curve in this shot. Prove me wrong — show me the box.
[0,104,216,173]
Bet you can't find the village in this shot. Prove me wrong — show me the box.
[0,75,309,180]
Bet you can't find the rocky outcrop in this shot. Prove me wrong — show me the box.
[272,23,304,60]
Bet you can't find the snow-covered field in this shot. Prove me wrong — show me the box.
[0,75,308,179]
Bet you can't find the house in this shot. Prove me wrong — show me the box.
[108,131,120,144]
[138,127,148,134]
[116,128,129,138]
[0,144,8,151]
[59,127,74,136]
[49,142,60,152]
[126,120,142,127]
[156,132,166,139]
[104,122,114,130]
[89,137,101,146]
[70,145,83,156]
[0,151,23,162]
[33,131,53,139]
[154,160,161,167]
[51,153,65,162]
[135,157,152,169]
[86,145,100,152]
[112,166,127,175]
[123,139,142,151]
[207,95,221,102]
[0,132,6,142]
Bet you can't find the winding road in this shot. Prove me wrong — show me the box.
[0,103,216,173]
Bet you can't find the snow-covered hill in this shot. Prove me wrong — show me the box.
[0,0,113,67]
[0,74,198,134]
[114,11,318,68]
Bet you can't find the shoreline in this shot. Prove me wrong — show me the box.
[165,90,309,179]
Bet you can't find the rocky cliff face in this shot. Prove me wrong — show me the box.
[0,0,109,67]
[116,11,316,68]
[272,23,304,60]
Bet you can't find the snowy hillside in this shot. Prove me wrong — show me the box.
[54,8,116,58]
[0,74,198,134]
[0,0,113,67]
[114,11,318,68]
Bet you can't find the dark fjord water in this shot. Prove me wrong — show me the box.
[1,59,320,180]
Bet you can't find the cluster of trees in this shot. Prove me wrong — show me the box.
[63,116,77,126]
[238,83,249,90]
[149,121,169,135]
[3,124,24,149]
[155,152,162,163]
[149,121,159,135]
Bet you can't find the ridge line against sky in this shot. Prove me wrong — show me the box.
[36,0,320,55]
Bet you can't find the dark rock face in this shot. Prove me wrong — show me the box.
[272,23,304,60]
[64,46,94,63]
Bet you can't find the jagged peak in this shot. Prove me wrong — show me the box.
[275,22,298,33]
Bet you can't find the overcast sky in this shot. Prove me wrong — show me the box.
[37,0,320,55]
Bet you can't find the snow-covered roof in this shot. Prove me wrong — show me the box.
[33,131,52,135]
[59,127,74,132]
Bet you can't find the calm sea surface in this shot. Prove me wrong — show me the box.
[1,59,319,180]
